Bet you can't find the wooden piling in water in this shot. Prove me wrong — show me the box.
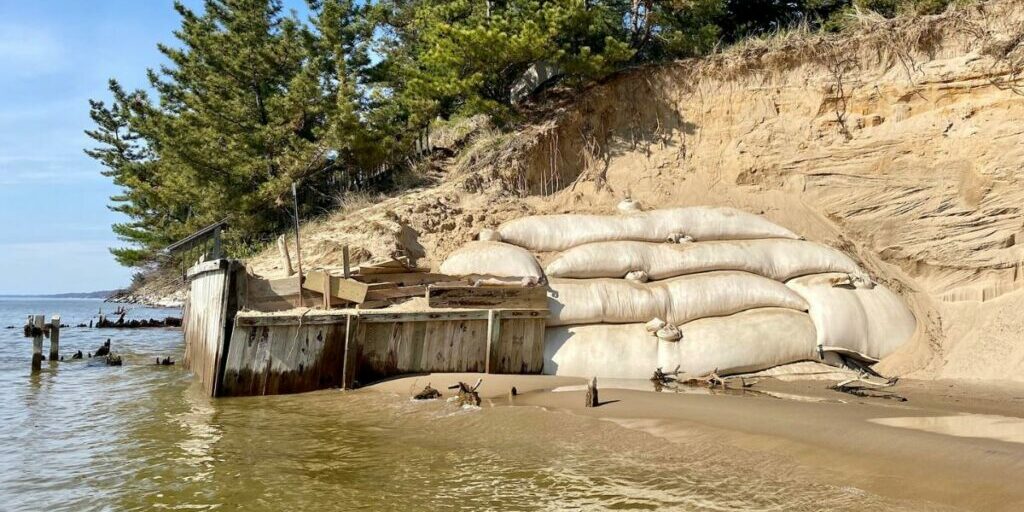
[49,315,60,361]
[31,315,44,372]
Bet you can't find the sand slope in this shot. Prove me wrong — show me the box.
[248,1,1024,382]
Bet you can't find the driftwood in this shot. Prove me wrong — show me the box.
[105,354,123,366]
[447,379,482,407]
[830,374,906,401]
[413,383,441,400]
[155,357,175,366]
[651,366,758,393]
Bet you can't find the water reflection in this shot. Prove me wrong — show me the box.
[870,414,1024,444]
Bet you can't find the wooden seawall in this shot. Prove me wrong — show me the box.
[182,259,548,397]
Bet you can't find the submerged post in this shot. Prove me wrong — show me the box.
[49,315,60,361]
[31,315,44,372]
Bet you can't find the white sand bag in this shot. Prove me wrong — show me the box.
[661,308,818,376]
[644,318,666,333]
[655,324,682,342]
[787,273,917,361]
[546,239,863,281]
[543,308,817,378]
[544,324,660,378]
[624,270,649,283]
[478,229,502,242]
[497,207,799,252]
[439,241,544,280]
[546,271,808,326]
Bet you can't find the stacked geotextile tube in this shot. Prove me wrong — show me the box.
[439,205,917,379]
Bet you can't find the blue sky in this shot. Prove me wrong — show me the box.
[0,1,307,294]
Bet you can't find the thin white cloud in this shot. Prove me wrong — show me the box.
[0,23,65,77]
[0,160,101,185]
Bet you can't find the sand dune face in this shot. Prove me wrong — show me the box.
[245,1,1024,381]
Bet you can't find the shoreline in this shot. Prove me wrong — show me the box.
[364,373,1024,511]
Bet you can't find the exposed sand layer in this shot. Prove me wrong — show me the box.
[365,372,1024,511]
[247,1,1024,382]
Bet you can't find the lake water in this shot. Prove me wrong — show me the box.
[0,298,927,511]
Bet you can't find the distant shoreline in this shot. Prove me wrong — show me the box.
[0,291,119,300]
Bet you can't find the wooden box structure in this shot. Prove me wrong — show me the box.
[182,259,549,397]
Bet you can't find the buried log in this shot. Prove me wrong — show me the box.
[155,357,175,366]
[413,384,441,400]
[447,379,482,407]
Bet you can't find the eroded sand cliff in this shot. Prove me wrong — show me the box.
[247,1,1024,382]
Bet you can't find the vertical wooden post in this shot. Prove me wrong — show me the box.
[485,309,500,374]
[323,274,334,310]
[585,377,599,407]
[342,314,358,389]
[31,315,44,372]
[49,315,60,361]
[277,235,294,277]
[342,245,351,279]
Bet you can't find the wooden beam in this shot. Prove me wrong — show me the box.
[236,313,352,327]
[365,285,426,301]
[427,284,548,309]
[303,270,368,304]
[351,272,455,286]
[357,310,490,323]
[356,265,432,275]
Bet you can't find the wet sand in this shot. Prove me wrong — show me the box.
[367,374,1024,511]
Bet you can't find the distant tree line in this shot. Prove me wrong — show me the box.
[86,0,961,267]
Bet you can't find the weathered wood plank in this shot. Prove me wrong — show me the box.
[303,270,368,303]
[364,285,426,301]
[186,258,230,279]
[352,272,455,286]
[427,284,548,309]
[236,313,353,327]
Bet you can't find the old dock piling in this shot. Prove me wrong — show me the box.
[49,315,60,361]
[29,315,44,372]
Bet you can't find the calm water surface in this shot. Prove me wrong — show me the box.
[0,298,930,511]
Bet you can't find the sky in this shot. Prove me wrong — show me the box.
[0,1,307,294]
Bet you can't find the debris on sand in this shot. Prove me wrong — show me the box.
[447,379,482,407]
[830,375,906,401]
[413,384,441,400]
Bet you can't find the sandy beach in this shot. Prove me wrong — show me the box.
[367,373,1024,511]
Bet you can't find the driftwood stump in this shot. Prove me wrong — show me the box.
[413,383,441,400]
[448,379,482,407]
[585,377,599,407]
